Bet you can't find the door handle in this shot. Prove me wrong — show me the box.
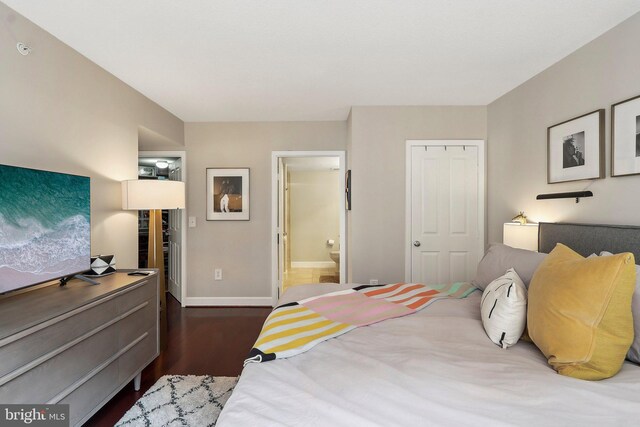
[413,241,421,247]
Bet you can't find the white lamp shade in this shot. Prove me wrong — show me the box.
[122,179,186,210]
[503,223,539,251]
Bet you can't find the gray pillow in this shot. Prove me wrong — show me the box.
[473,243,547,290]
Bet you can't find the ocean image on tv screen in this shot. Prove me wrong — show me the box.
[0,165,90,293]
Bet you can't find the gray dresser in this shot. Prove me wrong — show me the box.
[0,272,159,426]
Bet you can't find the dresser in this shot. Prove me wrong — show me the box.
[0,271,159,426]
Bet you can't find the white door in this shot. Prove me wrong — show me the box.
[410,145,481,284]
[168,160,183,302]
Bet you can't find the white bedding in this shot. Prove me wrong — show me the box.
[218,284,640,426]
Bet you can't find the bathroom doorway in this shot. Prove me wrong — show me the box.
[271,151,346,305]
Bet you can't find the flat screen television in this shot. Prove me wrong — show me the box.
[0,164,91,293]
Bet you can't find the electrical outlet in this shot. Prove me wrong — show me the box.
[369,279,378,285]
[188,216,197,228]
[214,268,223,281]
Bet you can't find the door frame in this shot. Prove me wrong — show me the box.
[404,140,485,283]
[271,151,347,307]
[139,150,188,306]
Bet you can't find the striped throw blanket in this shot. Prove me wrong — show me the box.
[245,282,477,364]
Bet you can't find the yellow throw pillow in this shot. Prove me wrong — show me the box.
[527,243,635,380]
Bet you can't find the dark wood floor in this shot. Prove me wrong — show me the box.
[86,295,272,426]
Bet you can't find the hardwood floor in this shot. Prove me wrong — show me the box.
[86,295,272,426]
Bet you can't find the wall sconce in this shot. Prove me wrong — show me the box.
[536,190,593,203]
[503,222,539,251]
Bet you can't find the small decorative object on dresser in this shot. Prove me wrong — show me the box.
[611,94,640,177]
[547,109,605,183]
[85,254,116,277]
[206,168,250,221]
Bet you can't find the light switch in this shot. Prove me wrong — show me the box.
[188,216,196,228]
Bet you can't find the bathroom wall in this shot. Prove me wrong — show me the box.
[289,169,341,266]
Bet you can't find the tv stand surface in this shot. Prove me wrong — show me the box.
[0,271,159,426]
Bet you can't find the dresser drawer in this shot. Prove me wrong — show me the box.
[62,361,119,427]
[0,280,154,379]
[0,325,118,404]
[118,326,157,386]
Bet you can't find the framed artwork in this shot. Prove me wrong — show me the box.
[206,168,250,220]
[611,94,640,177]
[547,109,605,184]
[345,169,351,210]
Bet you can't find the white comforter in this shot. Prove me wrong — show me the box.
[217,284,640,426]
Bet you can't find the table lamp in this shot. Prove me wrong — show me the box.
[503,222,539,251]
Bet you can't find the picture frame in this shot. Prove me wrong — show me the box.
[206,168,250,220]
[547,109,605,184]
[345,169,351,211]
[611,94,640,177]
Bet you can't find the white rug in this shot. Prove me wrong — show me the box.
[116,375,238,427]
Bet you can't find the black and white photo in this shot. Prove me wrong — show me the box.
[612,94,640,177]
[562,131,585,169]
[547,109,604,184]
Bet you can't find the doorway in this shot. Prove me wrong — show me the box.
[405,140,485,284]
[271,151,346,306]
[139,151,188,305]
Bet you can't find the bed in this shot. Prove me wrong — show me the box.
[217,223,640,426]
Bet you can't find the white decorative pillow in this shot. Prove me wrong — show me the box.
[481,268,527,349]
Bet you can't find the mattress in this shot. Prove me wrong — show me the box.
[217,284,640,426]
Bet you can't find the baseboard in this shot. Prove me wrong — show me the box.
[183,297,273,307]
[291,261,336,269]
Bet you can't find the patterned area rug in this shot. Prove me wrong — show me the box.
[116,375,238,426]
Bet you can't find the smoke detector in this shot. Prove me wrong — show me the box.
[17,42,32,56]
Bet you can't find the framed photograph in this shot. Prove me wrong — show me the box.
[612,94,640,177]
[206,168,250,220]
[547,109,604,184]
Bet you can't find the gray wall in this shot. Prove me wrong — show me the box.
[349,106,487,284]
[487,12,640,245]
[184,121,346,299]
[0,2,184,268]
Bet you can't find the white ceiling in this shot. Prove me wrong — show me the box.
[5,0,640,122]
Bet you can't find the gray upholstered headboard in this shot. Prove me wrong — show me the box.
[538,222,640,261]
